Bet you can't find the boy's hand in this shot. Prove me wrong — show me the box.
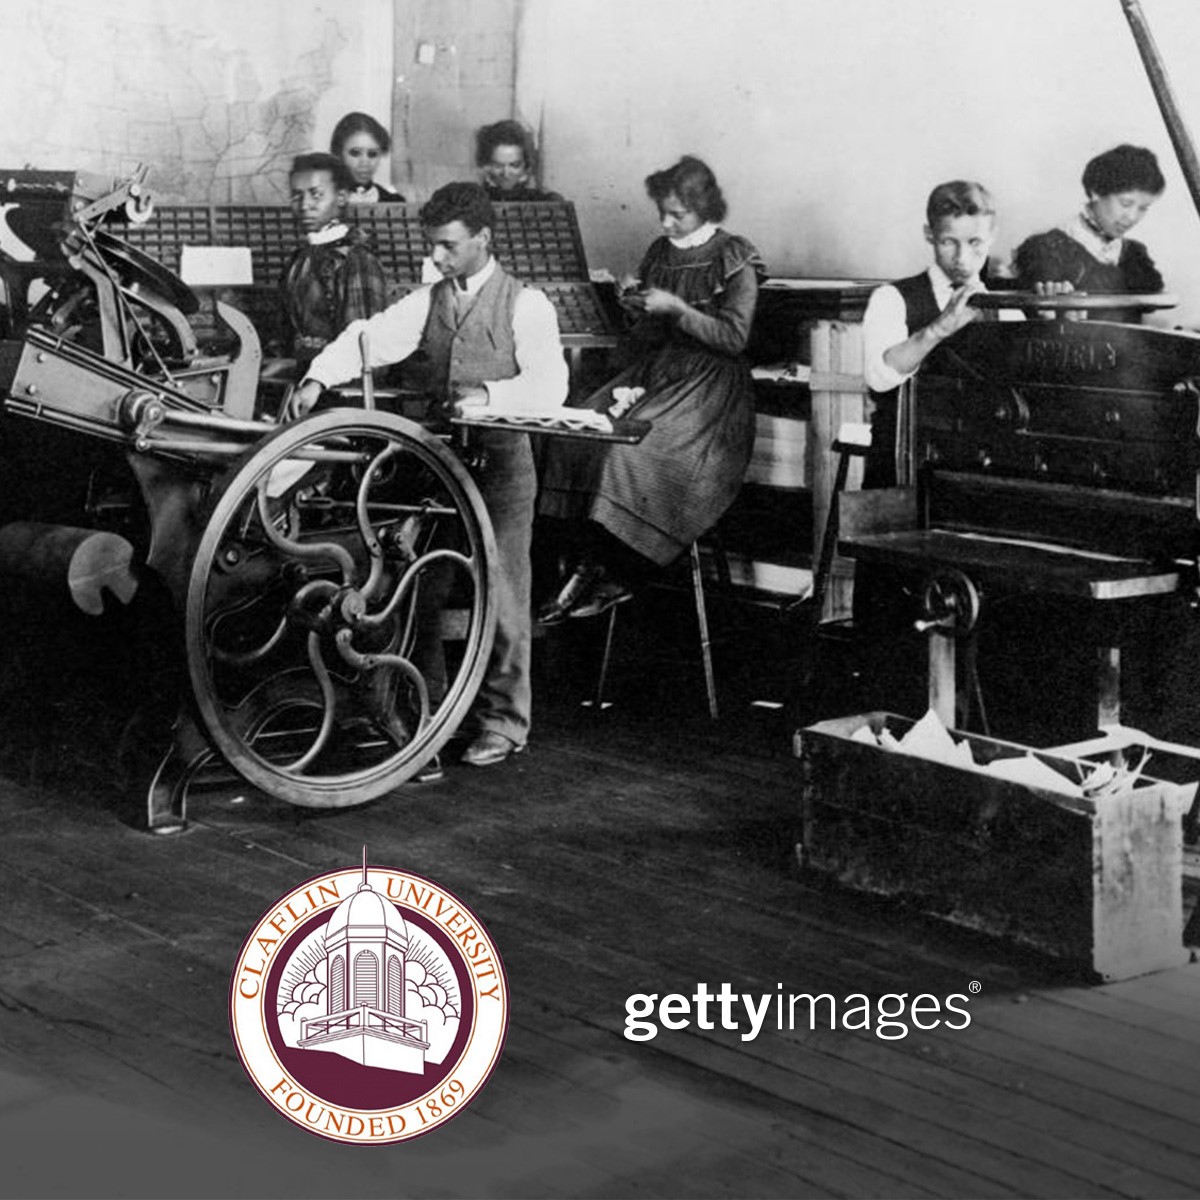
[283,380,323,421]
[930,282,983,339]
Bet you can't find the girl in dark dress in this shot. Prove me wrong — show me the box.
[1013,144,1164,322]
[537,156,766,621]
[475,120,564,203]
[330,112,405,204]
[279,153,389,372]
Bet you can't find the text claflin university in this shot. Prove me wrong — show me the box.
[624,984,973,1042]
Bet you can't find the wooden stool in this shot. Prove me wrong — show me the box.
[592,538,724,719]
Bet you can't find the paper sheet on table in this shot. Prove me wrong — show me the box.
[464,405,613,433]
[949,531,1138,563]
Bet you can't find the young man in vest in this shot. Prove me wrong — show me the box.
[288,182,569,767]
[861,180,997,488]
[852,181,999,697]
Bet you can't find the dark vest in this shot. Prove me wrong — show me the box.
[420,264,522,397]
[864,272,941,489]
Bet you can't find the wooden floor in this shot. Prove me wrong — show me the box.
[1,597,1199,1199]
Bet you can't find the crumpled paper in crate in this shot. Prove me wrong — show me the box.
[852,710,1146,799]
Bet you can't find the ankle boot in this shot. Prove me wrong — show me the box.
[536,561,603,625]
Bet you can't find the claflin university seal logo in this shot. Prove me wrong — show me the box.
[229,852,508,1143]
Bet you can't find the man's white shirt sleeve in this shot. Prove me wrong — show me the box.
[305,290,432,388]
[302,282,568,412]
[483,287,569,413]
[861,269,1021,396]
[861,283,912,393]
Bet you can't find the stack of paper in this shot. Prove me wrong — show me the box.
[465,406,613,433]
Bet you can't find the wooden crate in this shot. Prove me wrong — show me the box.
[795,711,1189,980]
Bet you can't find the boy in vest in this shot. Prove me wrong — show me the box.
[288,182,568,768]
[279,152,390,373]
[853,181,998,695]
[861,180,997,488]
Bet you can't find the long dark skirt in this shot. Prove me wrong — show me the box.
[539,342,755,566]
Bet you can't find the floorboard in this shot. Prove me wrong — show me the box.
[1,602,1199,1198]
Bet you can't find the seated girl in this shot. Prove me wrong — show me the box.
[278,152,390,375]
[476,120,563,203]
[1013,144,1165,322]
[537,155,766,621]
[331,112,405,204]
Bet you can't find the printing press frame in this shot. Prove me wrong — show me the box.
[0,167,640,832]
[838,300,1200,741]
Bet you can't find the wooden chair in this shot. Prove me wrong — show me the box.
[590,534,729,719]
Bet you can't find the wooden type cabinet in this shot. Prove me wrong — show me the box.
[720,280,878,618]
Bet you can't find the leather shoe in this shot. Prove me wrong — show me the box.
[569,577,633,620]
[460,731,524,767]
[536,562,603,625]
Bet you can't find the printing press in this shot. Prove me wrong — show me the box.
[832,0,1200,785]
[795,292,1200,971]
[0,167,646,832]
[839,295,1200,740]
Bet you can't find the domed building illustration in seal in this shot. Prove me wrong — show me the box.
[292,857,434,1073]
